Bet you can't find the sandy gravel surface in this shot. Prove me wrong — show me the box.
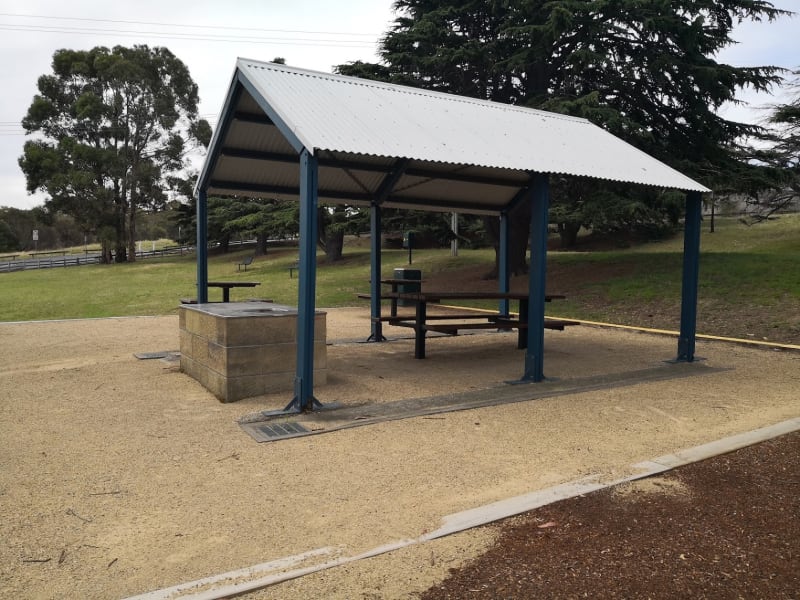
[0,308,798,599]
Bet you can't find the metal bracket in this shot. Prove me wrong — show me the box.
[506,376,558,385]
[282,396,326,413]
[665,356,706,365]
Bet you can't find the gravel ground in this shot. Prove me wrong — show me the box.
[0,308,798,599]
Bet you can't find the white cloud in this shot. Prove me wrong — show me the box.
[1,1,797,210]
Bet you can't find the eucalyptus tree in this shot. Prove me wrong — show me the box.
[19,45,210,262]
[338,0,789,269]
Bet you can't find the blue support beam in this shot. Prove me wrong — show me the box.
[522,174,550,382]
[367,159,408,342]
[196,189,209,303]
[286,149,322,412]
[369,202,384,342]
[676,191,703,362]
[498,174,539,316]
[498,211,510,316]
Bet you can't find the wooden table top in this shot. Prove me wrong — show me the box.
[393,291,564,301]
[207,281,260,287]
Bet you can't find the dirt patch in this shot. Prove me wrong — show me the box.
[612,476,691,500]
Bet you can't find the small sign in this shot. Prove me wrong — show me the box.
[32,229,39,241]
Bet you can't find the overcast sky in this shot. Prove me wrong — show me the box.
[0,0,797,210]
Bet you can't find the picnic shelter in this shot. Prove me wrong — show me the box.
[194,59,710,412]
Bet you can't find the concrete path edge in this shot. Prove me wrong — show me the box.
[125,416,800,600]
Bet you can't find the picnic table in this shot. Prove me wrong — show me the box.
[356,278,423,311]
[207,280,260,302]
[378,290,576,359]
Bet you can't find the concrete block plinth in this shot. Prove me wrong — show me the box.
[179,302,327,402]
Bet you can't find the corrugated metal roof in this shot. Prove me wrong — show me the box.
[197,59,708,210]
[233,59,708,193]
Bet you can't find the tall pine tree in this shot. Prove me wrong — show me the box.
[338,0,789,268]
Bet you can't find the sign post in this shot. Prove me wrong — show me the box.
[403,231,415,265]
[32,229,38,252]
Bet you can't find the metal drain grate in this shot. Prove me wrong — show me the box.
[254,422,309,440]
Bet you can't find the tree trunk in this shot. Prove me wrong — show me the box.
[256,231,268,255]
[481,202,530,280]
[322,230,344,262]
[114,187,128,263]
[557,222,580,248]
[127,201,137,262]
[317,205,346,262]
[115,204,127,262]
[100,241,113,264]
[710,200,715,233]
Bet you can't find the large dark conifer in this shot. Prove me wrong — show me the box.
[338,1,790,267]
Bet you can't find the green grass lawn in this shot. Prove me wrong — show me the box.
[0,243,489,321]
[546,214,800,341]
[1,214,798,343]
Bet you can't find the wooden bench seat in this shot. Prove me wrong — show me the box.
[360,288,570,358]
[495,318,581,331]
[374,314,580,332]
[373,314,495,322]
[424,322,501,334]
[357,293,399,301]
[423,318,580,335]
[544,319,581,330]
[420,314,501,321]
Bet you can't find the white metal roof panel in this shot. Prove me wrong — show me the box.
[236,58,709,193]
[226,120,296,154]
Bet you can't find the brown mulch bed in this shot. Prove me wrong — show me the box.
[420,431,800,599]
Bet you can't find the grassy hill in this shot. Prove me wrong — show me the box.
[1,214,798,344]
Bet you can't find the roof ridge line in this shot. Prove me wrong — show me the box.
[237,57,590,125]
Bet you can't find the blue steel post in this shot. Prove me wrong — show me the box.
[522,174,549,382]
[677,191,703,362]
[196,189,208,303]
[498,211,510,316]
[367,159,407,341]
[369,202,383,342]
[291,150,320,410]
